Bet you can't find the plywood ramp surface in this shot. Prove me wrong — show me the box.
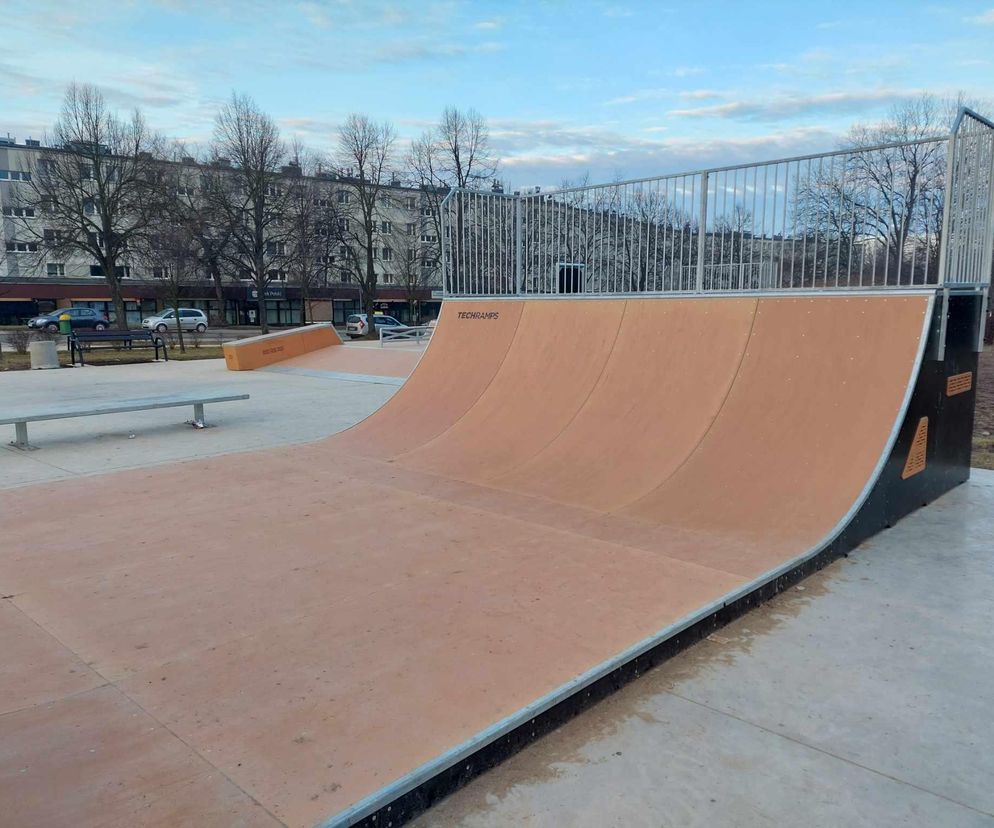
[492,298,758,510]
[270,343,423,378]
[0,293,931,828]
[620,296,929,562]
[333,301,524,457]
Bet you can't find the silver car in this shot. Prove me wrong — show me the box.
[142,308,209,333]
[346,313,402,339]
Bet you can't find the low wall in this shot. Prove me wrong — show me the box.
[223,323,342,371]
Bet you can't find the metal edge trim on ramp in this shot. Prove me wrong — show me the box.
[317,292,936,828]
[259,366,407,386]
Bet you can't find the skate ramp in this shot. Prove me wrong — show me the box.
[0,293,937,828]
[260,342,423,384]
[223,323,342,371]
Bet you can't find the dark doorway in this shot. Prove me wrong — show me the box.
[558,264,585,294]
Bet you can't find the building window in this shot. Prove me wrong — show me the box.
[47,263,66,277]
[314,198,330,207]
[339,245,350,259]
[338,218,349,231]
[43,228,64,243]
[5,241,39,252]
[380,221,392,234]
[265,241,286,255]
[406,222,416,235]
[0,170,31,181]
[405,197,417,209]
[382,247,392,261]
[420,207,433,217]
[337,191,350,204]
[267,270,287,281]
[266,184,281,197]
[79,164,93,181]
[176,185,195,197]
[89,264,130,277]
[152,266,170,278]
[372,248,378,259]
[420,234,437,243]
[2,206,35,217]
[316,255,335,265]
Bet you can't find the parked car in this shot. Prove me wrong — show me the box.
[142,308,209,333]
[346,313,403,339]
[27,307,109,332]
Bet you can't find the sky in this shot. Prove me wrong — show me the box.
[2,0,993,188]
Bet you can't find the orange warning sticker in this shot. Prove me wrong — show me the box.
[946,372,973,397]
[901,417,928,480]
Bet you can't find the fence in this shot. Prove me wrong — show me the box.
[441,108,994,297]
[379,325,433,346]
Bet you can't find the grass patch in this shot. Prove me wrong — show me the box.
[0,345,225,371]
[974,437,994,471]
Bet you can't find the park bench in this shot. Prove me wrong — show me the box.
[2,391,250,450]
[69,329,168,366]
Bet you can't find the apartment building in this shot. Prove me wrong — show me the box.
[0,135,443,326]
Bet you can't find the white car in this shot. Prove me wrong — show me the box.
[345,313,403,339]
[142,308,209,333]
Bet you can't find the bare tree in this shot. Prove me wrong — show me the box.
[169,150,235,325]
[410,107,499,291]
[141,223,199,353]
[336,114,397,338]
[16,83,166,328]
[393,232,436,322]
[792,93,992,287]
[210,93,293,333]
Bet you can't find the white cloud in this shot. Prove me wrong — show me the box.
[668,89,922,121]
[474,18,504,30]
[678,89,723,101]
[670,65,704,78]
[489,118,840,188]
[965,8,994,23]
[604,88,670,106]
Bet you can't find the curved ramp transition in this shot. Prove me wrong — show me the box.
[4,291,979,828]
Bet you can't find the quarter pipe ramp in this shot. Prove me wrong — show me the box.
[0,291,981,828]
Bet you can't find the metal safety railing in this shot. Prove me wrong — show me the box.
[441,108,994,296]
[379,325,433,346]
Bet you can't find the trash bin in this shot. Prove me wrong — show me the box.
[28,339,59,369]
[58,313,71,335]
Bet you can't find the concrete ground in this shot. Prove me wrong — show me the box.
[414,469,994,828]
[0,358,399,489]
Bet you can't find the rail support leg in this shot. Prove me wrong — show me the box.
[11,421,34,450]
[193,402,206,428]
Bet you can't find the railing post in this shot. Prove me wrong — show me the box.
[982,130,994,290]
[695,171,709,292]
[439,189,453,296]
[515,196,523,295]
[937,131,958,287]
